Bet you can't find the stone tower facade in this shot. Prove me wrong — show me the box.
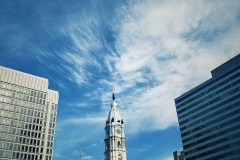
[104,94,127,160]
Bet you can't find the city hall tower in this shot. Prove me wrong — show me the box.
[104,94,127,160]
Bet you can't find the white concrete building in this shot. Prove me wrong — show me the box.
[104,94,127,160]
[0,66,58,160]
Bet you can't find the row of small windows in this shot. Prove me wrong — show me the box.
[0,97,58,116]
[183,123,240,143]
[0,124,46,139]
[182,109,240,137]
[0,141,54,155]
[0,102,57,123]
[184,132,240,154]
[179,89,240,124]
[181,107,240,137]
[0,101,45,113]
[0,137,54,153]
[0,118,40,128]
[0,90,46,106]
[0,102,44,114]
[178,78,240,115]
[0,142,42,152]
[47,141,53,148]
[49,122,56,129]
[0,109,44,121]
[0,118,44,130]
[106,118,124,124]
[182,117,240,143]
[0,149,52,160]
[186,140,240,160]
[0,81,47,99]
[1,135,43,146]
[177,81,240,115]
[185,131,240,152]
[50,103,58,111]
[0,130,44,142]
[48,128,55,135]
[206,149,240,160]
[0,127,55,142]
[0,105,57,124]
[180,97,240,131]
[177,72,240,109]
[176,66,240,105]
[177,71,240,108]
[0,116,44,129]
[47,134,54,141]
[0,118,55,136]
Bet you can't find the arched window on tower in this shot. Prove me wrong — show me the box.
[118,153,123,160]
[117,141,122,148]
[111,118,114,122]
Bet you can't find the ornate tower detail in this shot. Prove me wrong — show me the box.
[104,94,127,160]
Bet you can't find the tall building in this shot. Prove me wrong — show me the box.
[173,151,184,160]
[0,66,59,160]
[104,94,127,160]
[175,54,240,160]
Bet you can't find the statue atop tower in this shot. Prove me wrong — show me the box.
[104,94,127,160]
[112,93,115,101]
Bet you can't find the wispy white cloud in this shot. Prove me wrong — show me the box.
[63,115,106,125]
[94,0,240,133]
[26,3,106,87]
[41,0,240,136]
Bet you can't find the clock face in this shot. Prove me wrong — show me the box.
[116,128,121,134]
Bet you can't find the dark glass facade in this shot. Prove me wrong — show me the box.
[175,54,240,160]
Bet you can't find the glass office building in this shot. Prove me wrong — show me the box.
[175,54,240,160]
[0,66,59,160]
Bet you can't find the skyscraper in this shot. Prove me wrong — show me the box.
[104,94,127,160]
[175,54,240,160]
[0,66,59,160]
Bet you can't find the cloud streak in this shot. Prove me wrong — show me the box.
[94,0,240,133]
[52,0,240,136]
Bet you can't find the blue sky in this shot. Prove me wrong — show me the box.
[0,0,240,159]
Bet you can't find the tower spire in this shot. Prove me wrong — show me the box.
[105,93,126,160]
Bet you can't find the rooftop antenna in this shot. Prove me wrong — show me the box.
[80,140,82,160]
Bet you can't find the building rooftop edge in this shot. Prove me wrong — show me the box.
[175,54,240,104]
[48,89,59,94]
[0,66,59,93]
[0,66,48,82]
[211,54,240,78]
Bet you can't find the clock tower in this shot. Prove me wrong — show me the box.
[104,94,127,160]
